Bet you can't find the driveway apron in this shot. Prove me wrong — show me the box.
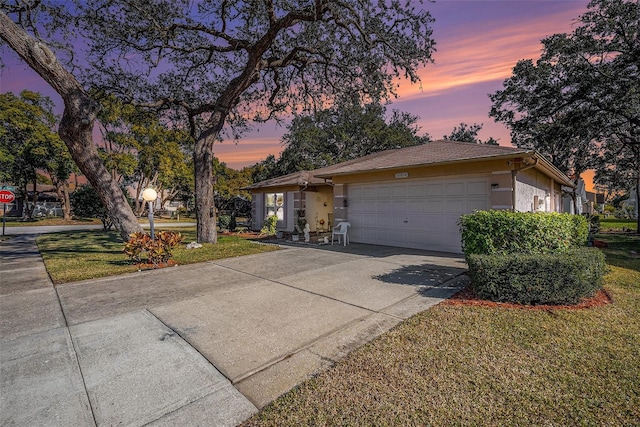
[2,235,467,425]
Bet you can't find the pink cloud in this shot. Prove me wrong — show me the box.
[396,3,587,100]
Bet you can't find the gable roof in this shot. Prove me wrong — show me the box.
[246,140,574,190]
[314,140,532,177]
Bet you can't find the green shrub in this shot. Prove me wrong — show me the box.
[71,184,113,231]
[466,247,606,305]
[261,214,278,235]
[459,210,588,257]
[218,215,231,231]
[123,231,183,266]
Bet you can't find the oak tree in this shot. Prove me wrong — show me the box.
[0,9,143,239]
[489,0,639,228]
[64,0,436,242]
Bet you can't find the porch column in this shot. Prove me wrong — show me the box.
[333,183,348,223]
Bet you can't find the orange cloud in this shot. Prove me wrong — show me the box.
[214,136,283,169]
[396,5,585,100]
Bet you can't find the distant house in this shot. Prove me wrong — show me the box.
[622,187,638,218]
[245,140,574,253]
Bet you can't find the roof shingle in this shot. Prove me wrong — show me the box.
[314,140,531,177]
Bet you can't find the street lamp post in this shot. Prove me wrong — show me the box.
[142,188,158,240]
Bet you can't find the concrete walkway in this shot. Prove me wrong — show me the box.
[1,233,468,426]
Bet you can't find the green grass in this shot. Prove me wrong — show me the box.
[36,227,277,284]
[599,217,638,232]
[595,233,640,271]
[2,217,101,226]
[243,264,640,426]
[3,216,196,226]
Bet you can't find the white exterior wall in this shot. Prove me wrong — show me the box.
[515,169,555,213]
[252,194,265,231]
[283,192,295,231]
[347,175,491,254]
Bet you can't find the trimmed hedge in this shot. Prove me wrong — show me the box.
[466,247,606,305]
[459,210,588,257]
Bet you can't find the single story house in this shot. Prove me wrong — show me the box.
[244,140,574,253]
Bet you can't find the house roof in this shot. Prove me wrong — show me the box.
[243,169,329,190]
[314,140,574,187]
[247,140,574,190]
[314,140,530,177]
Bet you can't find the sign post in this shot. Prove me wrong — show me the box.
[0,189,16,236]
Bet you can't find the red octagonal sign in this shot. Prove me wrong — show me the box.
[0,190,15,204]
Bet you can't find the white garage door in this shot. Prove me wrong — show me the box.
[347,176,490,253]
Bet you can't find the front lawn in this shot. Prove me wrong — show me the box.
[3,217,101,227]
[243,234,640,426]
[37,228,277,284]
[599,217,637,232]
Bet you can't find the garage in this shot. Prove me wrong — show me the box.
[347,176,491,253]
[247,141,574,250]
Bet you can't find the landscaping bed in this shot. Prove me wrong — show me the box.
[444,285,612,310]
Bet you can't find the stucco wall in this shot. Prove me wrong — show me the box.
[304,187,333,231]
[515,169,555,212]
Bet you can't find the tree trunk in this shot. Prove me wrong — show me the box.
[0,12,142,240]
[635,174,640,235]
[194,135,217,243]
[53,178,72,220]
[26,179,38,220]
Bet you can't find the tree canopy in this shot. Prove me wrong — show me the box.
[489,0,639,229]
[253,100,430,180]
[0,90,75,219]
[95,94,194,214]
[443,123,498,145]
[1,0,436,243]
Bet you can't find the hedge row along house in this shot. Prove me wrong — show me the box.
[244,140,575,254]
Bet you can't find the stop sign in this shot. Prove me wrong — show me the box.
[0,190,15,204]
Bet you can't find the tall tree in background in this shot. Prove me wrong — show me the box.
[256,99,430,179]
[0,90,75,219]
[489,0,639,228]
[443,123,498,145]
[96,95,194,215]
[213,158,253,208]
[37,0,434,243]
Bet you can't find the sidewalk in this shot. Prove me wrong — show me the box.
[1,232,468,426]
[1,234,256,427]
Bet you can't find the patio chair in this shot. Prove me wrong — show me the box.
[331,222,351,246]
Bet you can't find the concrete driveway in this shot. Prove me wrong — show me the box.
[1,236,468,426]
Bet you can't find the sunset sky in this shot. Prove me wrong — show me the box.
[1,0,592,178]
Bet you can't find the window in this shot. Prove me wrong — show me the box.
[265,193,285,222]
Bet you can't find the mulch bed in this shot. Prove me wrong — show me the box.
[218,231,276,240]
[443,286,612,311]
[136,260,178,270]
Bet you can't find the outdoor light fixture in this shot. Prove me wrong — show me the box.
[142,187,158,240]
